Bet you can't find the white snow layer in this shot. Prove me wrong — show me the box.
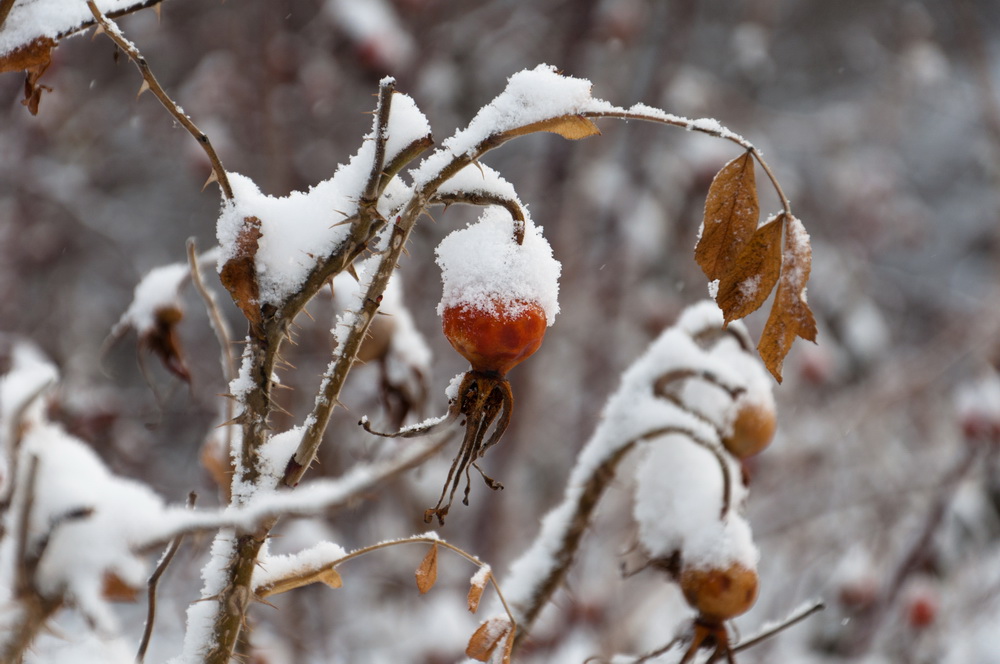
[215,90,429,307]
[0,0,152,57]
[410,64,618,189]
[112,262,188,335]
[11,422,171,632]
[435,206,561,324]
[505,301,765,617]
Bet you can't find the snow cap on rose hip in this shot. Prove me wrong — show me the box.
[434,206,561,326]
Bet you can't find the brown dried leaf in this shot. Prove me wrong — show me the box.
[696,152,760,282]
[21,61,53,115]
[219,216,262,333]
[500,114,601,141]
[465,617,512,662]
[758,215,818,382]
[142,305,191,383]
[0,37,56,73]
[716,214,784,326]
[467,568,490,614]
[415,543,438,594]
[102,571,139,602]
[500,626,515,664]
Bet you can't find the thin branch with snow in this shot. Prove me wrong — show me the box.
[85,0,233,199]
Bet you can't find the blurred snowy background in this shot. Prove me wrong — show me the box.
[3,0,1000,662]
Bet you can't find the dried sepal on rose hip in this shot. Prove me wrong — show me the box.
[361,207,560,524]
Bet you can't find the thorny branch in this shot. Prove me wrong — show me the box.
[285,79,401,487]
[286,79,571,486]
[86,1,233,199]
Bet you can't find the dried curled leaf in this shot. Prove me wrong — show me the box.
[466,616,513,662]
[219,216,262,333]
[499,114,601,141]
[0,37,56,73]
[141,305,191,383]
[102,571,139,602]
[696,152,760,282]
[467,567,490,614]
[716,214,784,326]
[415,543,438,594]
[758,215,818,382]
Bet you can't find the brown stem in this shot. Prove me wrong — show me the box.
[431,190,527,244]
[285,219,409,486]
[582,110,792,216]
[137,492,196,663]
[86,1,232,199]
[732,599,825,653]
[186,241,236,384]
[255,536,518,635]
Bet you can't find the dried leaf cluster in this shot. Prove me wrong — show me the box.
[695,152,817,381]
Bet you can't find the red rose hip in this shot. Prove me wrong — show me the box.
[442,299,547,376]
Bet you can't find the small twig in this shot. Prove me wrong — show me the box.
[431,191,527,244]
[14,455,41,596]
[653,368,746,442]
[732,599,825,653]
[137,491,196,663]
[187,240,235,383]
[86,1,232,199]
[582,109,792,216]
[186,239,237,472]
[0,376,53,532]
[255,535,518,632]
